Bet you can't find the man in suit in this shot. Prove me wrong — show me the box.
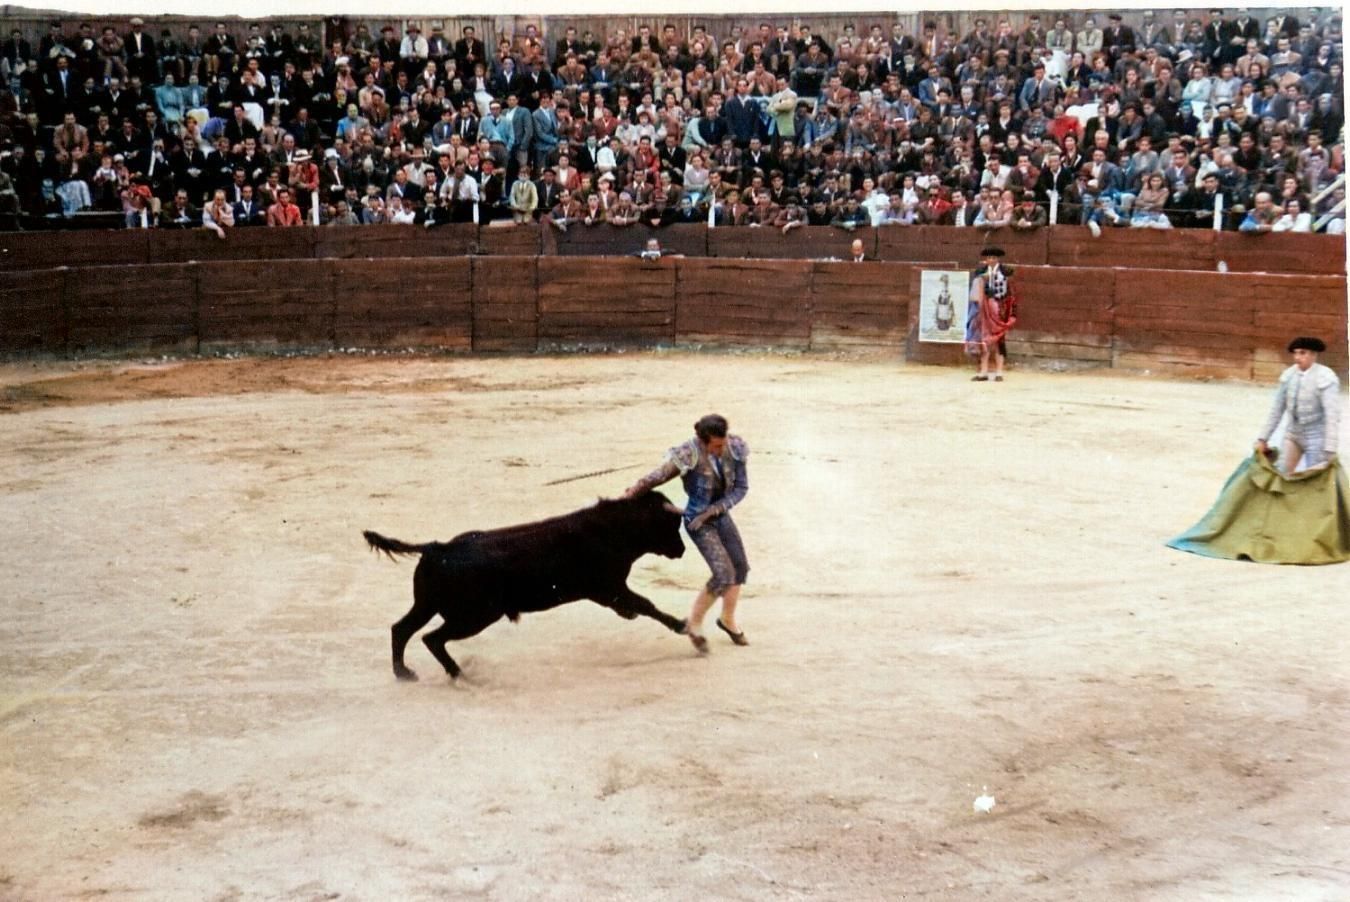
[721,78,760,148]
[631,25,661,55]
[1076,16,1104,59]
[233,182,265,225]
[1018,62,1057,113]
[1019,15,1047,65]
[504,92,534,173]
[454,26,486,80]
[1103,13,1136,65]
[657,132,687,179]
[1224,8,1263,64]
[553,26,583,68]
[51,111,89,163]
[1202,10,1234,66]
[1081,145,1123,221]
[373,26,399,70]
[1267,12,1300,40]
[124,17,156,83]
[3,28,32,74]
[451,102,480,144]
[427,24,451,69]
[1035,150,1073,200]
[531,92,560,170]
[42,55,80,125]
[534,166,563,212]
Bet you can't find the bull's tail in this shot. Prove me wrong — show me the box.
[363,530,436,560]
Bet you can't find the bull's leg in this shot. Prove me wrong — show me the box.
[421,606,504,679]
[610,587,687,633]
[391,600,439,682]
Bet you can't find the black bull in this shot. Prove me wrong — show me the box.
[363,492,689,680]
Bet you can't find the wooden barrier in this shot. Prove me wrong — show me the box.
[550,223,707,258]
[675,258,814,347]
[0,269,66,353]
[314,224,476,259]
[150,227,317,263]
[476,223,543,257]
[471,257,538,352]
[1045,227,1216,271]
[1213,232,1347,276]
[1,224,1343,277]
[332,258,473,350]
[66,263,197,354]
[808,261,910,351]
[0,256,1343,382]
[538,257,675,346]
[197,260,334,350]
[877,227,1047,267]
[1010,266,1116,366]
[707,225,857,260]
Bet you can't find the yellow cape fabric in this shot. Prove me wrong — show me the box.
[1167,452,1350,565]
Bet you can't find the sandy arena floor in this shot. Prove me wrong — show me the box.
[1,352,1347,901]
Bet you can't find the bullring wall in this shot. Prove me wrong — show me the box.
[1,225,1344,276]
[1,255,1344,382]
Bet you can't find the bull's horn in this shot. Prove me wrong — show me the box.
[663,502,684,516]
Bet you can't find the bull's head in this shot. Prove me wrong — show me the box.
[643,491,687,559]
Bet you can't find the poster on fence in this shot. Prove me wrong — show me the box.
[918,270,970,343]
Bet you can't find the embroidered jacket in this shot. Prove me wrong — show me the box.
[1259,363,1342,453]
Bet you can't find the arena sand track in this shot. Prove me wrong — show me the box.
[1,352,1347,902]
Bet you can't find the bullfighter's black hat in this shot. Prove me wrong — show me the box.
[980,246,1006,257]
[1287,336,1326,353]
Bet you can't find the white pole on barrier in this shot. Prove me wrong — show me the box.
[472,198,480,225]
[311,191,320,226]
[140,208,148,229]
[1213,193,1223,231]
[707,198,716,229]
[1049,190,1058,225]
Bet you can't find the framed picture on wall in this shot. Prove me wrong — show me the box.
[918,269,969,343]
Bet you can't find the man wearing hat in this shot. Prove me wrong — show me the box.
[964,246,1019,382]
[401,23,428,77]
[1255,337,1342,473]
[124,17,156,83]
[375,26,399,67]
[1103,13,1135,65]
[427,24,450,68]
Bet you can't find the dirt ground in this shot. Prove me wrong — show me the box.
[1,351,1347,901]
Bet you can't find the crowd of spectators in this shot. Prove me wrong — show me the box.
[0,10,1343,236]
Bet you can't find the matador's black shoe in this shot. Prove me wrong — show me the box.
[716,619,749,646]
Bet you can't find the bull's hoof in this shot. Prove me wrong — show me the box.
[675,619,689,635]
[394,667,419,682]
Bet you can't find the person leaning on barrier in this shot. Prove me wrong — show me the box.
[1239,191,1280,232]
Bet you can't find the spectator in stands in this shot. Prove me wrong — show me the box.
[1130,172,1172,228]
[266,185,301,225]
[1011,190,1047,229]
[202,186,232,237]
[0,11,1342,236]
[1272,197,1313,232]
[508,162,537,222]
[1237,189,1279,232]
